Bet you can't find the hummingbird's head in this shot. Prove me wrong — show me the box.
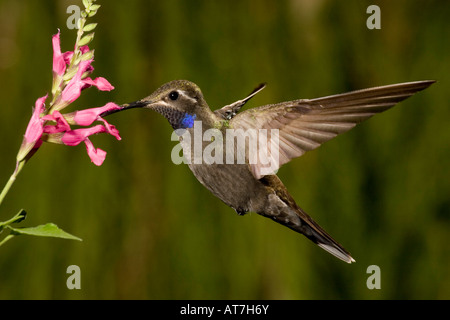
[104,80,209,130]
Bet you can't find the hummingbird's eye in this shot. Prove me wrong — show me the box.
[169,91,179,101]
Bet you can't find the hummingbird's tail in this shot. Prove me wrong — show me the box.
[266,204,355,263]
[259,175,355,263]
[292,206,355,263]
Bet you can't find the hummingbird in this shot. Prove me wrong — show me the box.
[103,79,434,263]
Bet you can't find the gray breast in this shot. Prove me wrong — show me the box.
[178,126,269,214]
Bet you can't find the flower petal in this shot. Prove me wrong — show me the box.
[42,111,71,134]
[52,30,66,76]
[68,102,121,126]
[24,94,48,143]
[61,124,106,146]
[79,45,90,55]
[83,77,114,91]
[63,51,73,65]
[60,59,93,104]
[84,138,106,166]
[99,118,121,141]
[17,94,48,162]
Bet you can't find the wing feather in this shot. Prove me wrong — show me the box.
[230,80,435,179]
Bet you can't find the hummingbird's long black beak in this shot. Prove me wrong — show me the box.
[100,100,148,117]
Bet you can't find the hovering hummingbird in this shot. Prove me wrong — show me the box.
[103,79,434,263]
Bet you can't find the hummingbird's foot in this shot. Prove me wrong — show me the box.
[234,207,248,216]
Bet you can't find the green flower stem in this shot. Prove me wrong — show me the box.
[0,209,26,228]
[0,161,25,208]
[0,234,15,247]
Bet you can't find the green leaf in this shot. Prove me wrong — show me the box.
[6,223,82,241]
[80,49,95,62]
[90,4,101,12]
[63,65,78,81]
[88,4,101,17]
[82,0,90,9]
[78,32,95,46]
[83,23,97,32]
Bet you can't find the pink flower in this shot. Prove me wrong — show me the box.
[42,111,71,134]
[52,30,72,76]
[17,29,120,166]
[16,94,48,162]
[60,60,91,103]
[24,94,48,143]
[19,100,121,166]
[64,102,122,141]
[84,139,107,166]
[68,102,121,126]
[61,125,107,146]
[60,124,119,166]
[83,77,114,91]
[79,45,90,55]
[61,59,114,104]
[99,119,121,141]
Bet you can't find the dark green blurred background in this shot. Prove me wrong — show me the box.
[0,0,448,299]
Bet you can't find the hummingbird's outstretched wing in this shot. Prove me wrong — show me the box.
[230,80,435,179]
[215,83,266,120]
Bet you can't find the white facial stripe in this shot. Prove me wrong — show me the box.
[180,91,197,104]
[146,100,170,108]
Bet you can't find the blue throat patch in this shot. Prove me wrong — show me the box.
[180,113,196,128]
